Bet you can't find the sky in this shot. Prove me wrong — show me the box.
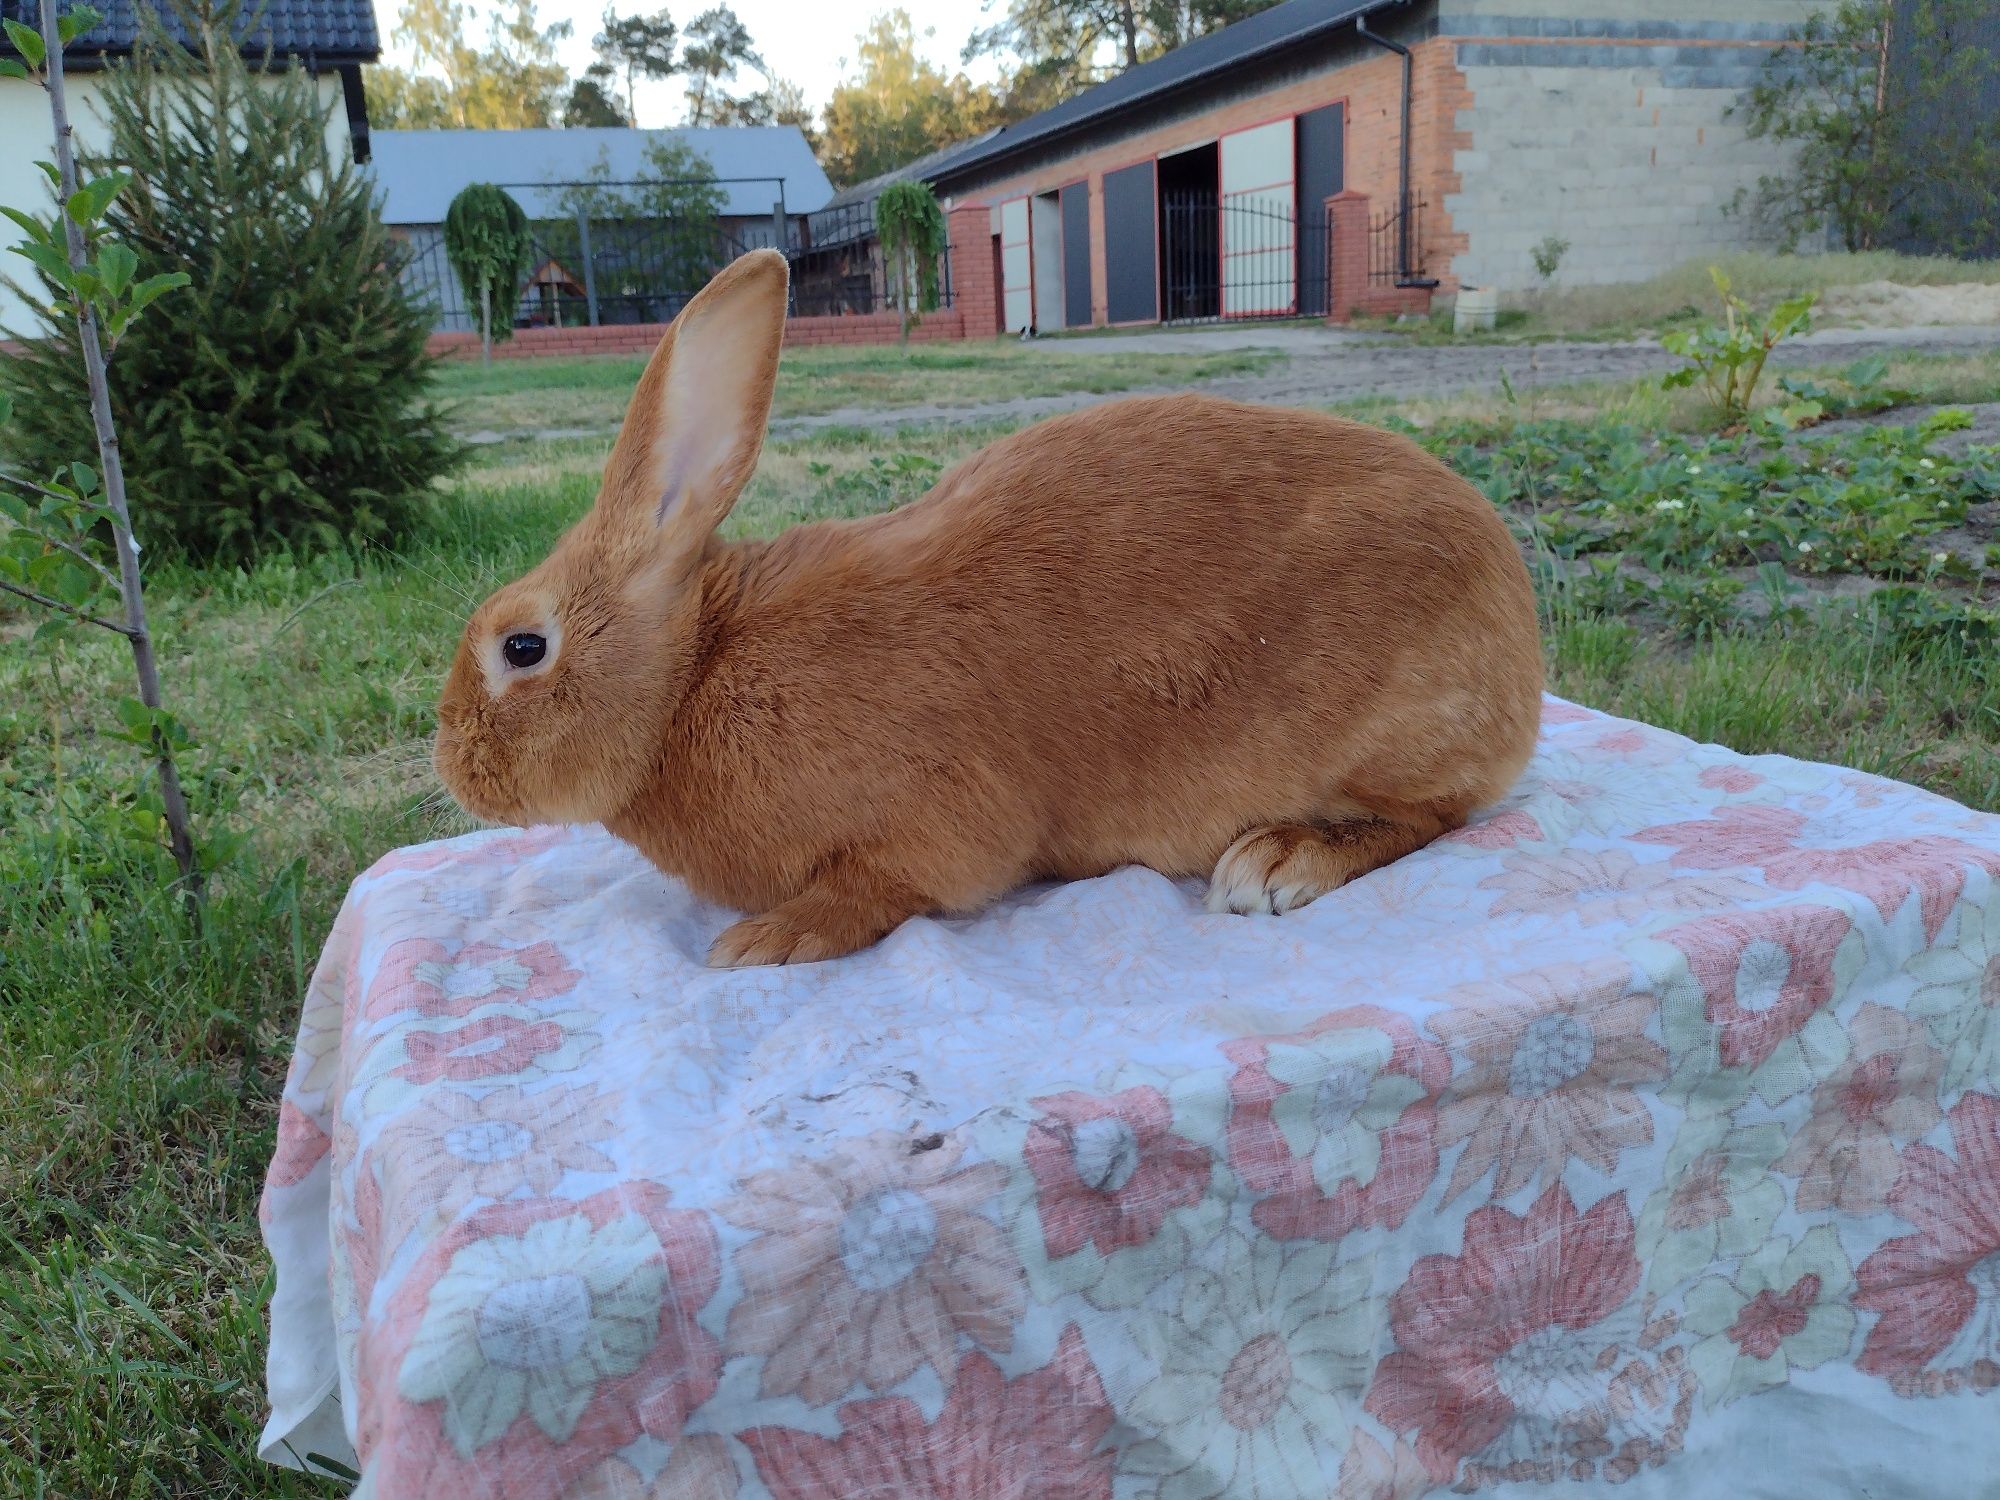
[371,0,1007,128]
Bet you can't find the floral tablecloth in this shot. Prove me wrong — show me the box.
[260,696,2000,1498]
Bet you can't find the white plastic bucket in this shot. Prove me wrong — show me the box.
[1454,285,1499,334]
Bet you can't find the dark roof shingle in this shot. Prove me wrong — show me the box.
[930,0,1407,185]
[819,130,1003,212]
[1,0,379,62]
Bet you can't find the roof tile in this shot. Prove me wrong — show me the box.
[929,0,1402,185]
[0,0,379,61]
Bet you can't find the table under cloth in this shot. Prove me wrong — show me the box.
[259,695,2000,1498]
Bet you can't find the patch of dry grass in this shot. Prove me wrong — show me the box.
[1514,249,2000,335]
[1342,349,2000,432]
[433,339,1278,436]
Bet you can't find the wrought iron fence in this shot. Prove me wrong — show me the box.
[803,200,878,250]
[791,198,953,320]
[396,215,755,333]
[397,188,951,334]
[1160,191,1329,324]
[1368,195,1429,286]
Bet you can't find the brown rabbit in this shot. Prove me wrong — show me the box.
[434,250,1543,967]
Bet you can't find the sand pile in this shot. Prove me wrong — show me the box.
[1816,280,2000,327]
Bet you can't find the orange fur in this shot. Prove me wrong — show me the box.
[435,250,1544,966]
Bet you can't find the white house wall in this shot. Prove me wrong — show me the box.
[0,71,352,335]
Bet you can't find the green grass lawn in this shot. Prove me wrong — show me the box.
[3,338,1998,1494]
[432,339,1279,434]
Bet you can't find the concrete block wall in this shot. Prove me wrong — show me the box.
[1438,4,1835,292]
[1442,1,1830,27]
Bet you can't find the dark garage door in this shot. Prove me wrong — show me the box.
[1102,160,1157,324]
[1295,103,1344,317]
[1060,180,1092,328]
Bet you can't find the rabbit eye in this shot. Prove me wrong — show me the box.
[502,633,547,669]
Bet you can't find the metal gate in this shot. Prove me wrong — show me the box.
[1161,192,1327,324]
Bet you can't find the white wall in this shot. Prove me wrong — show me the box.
[1030,193,1065,332]
[0,70,353,334]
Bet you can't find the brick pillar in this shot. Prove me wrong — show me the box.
[1325,191,1370,326]
[947,203,998,339]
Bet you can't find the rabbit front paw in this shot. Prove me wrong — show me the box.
[707,909,850,967]
[706,867,925,967]
[1205,813,1458,916]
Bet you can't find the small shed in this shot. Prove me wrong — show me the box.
[367,126,834,241]
[366,126,836,331]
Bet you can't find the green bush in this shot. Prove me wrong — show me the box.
[444,183,531,355]
[875,180,947,341]
[0,11,460,563]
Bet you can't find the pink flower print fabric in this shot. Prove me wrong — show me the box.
[262,699,2000,1495]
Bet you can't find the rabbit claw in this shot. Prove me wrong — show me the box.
[707,910,846,968]
[707,865,924,968]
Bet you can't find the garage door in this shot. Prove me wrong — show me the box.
[1060,181,1092,328]
[996,197,1032,335]
[1101,161,1157,324]
[1295,103,1344,317]
[1219,119,1295,317]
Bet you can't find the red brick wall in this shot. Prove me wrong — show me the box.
[1416,38,1474,291]
[946,36,1471,324]
[426,308,970,361]
[1327,191,1436,322]
[946,202,1000,339]
[785,310,966,348]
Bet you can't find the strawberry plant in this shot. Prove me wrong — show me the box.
[1428,410,1992,582]
[1777,354,1915,425]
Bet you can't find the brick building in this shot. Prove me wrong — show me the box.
[925,0,1832,330]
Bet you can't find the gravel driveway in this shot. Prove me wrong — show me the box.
[768,322,2000,439]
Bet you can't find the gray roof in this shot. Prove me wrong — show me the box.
[366,127,835,223]
[931,0,1407,186]
[0,0,378,62]
[821,130,1004,212]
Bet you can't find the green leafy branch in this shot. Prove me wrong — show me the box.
[0,420,135,638]
[875,180,946,344]
[0,0,201,902]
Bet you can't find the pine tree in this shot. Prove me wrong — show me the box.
[0,5,460,562]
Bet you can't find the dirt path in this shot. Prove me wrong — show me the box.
[766,324,2000,440]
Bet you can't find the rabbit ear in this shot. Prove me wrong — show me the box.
[597,248,789,567]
